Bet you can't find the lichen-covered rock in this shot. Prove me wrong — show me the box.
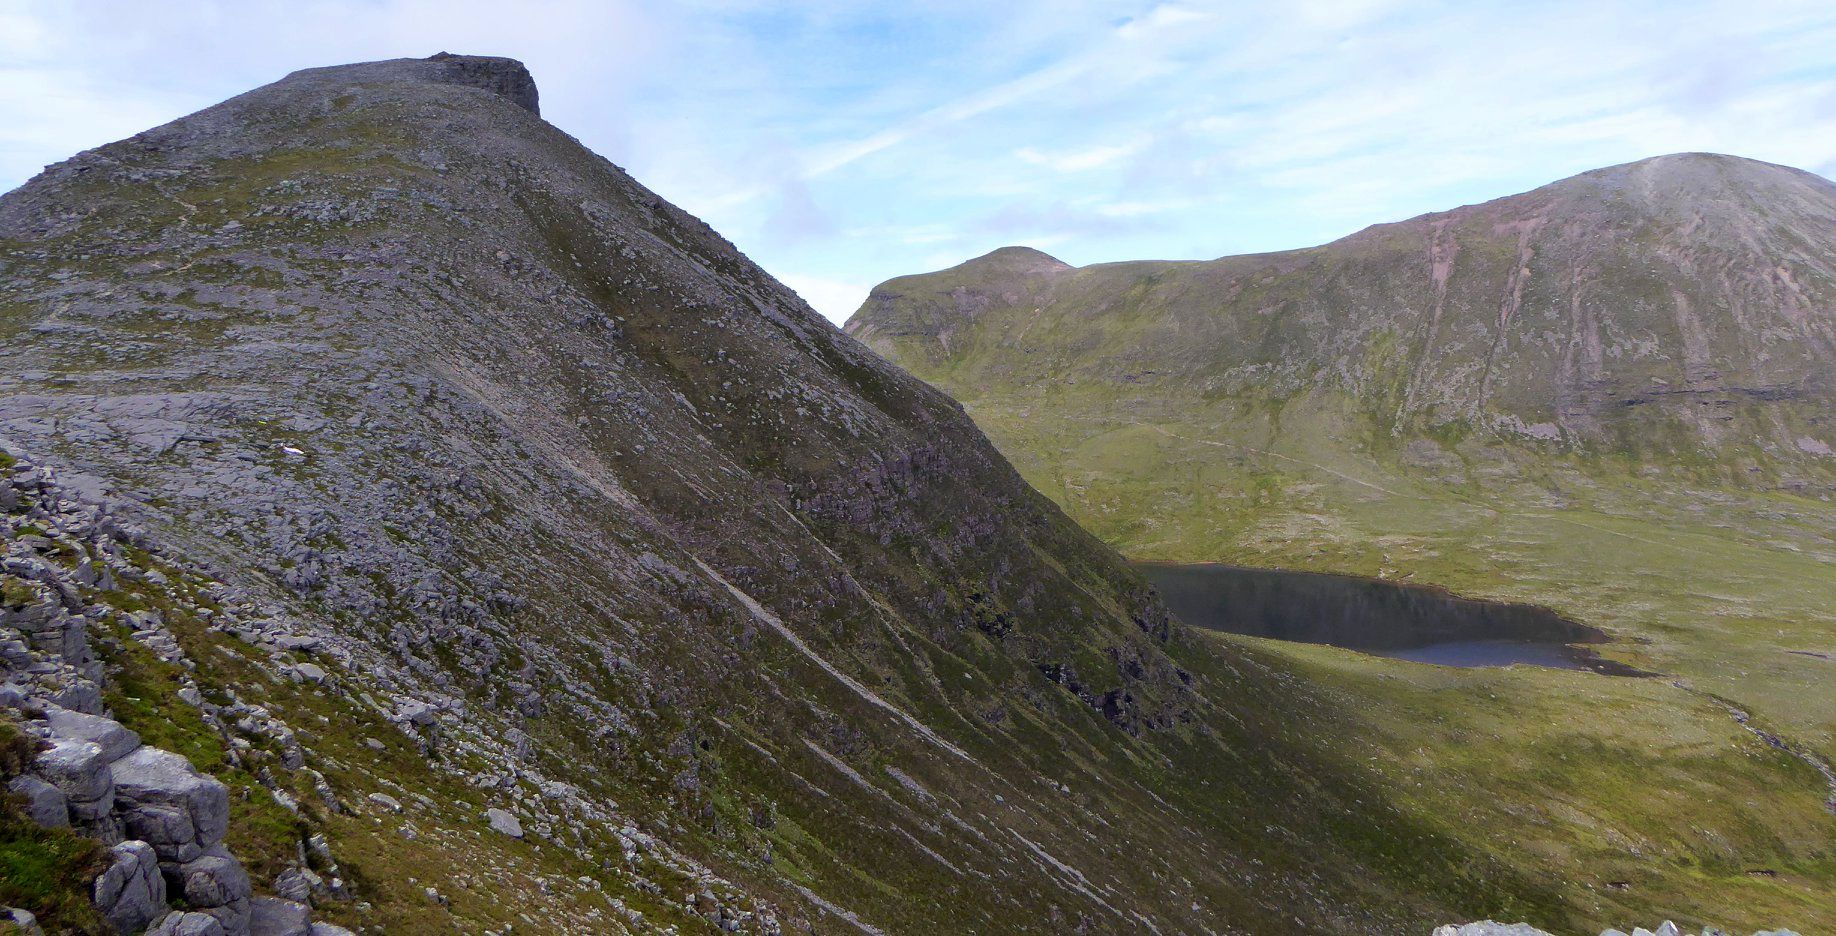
[111,746,229,862]
[93,839,166,934]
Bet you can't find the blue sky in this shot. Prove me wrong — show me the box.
[4,1,1836,322]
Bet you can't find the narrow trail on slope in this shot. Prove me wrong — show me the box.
[692,557,978,764]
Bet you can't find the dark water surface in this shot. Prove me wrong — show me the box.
[1134,561,1646,674]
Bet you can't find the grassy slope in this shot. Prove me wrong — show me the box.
[866,370,1836,932]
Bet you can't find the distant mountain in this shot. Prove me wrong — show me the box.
[851,154,1836,476]
[0,54,1596,934]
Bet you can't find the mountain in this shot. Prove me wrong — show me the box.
[0,53,1622,935]
[848,155,1836,932]
[851,154,1836,474]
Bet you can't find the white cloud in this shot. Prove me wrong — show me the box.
[776,273,871,324]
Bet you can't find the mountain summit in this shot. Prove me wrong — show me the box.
[0,54,1584,933]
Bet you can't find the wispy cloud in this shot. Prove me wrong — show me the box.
[1016,142,1145,172]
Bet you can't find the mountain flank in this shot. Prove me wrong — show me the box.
[851,153,1836,475]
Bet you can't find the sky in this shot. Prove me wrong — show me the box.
[4,2,1836,323]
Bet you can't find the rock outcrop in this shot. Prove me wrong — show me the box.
[94,840,166,933]
[0,450,348,933]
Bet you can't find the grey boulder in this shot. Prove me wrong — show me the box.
[35,737,113,804]
[248,897,311,936]
[148,911,228,936]
[7,775,68,828]
[111,745,229,862]
[271,866,315,903]
[173,844,252,908]
[44,705,141,761]
[93,839,166,934]
[35,737,119,838]
[485,806,523,838]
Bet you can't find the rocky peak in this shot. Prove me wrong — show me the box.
[424,52,540,115]
[282,52,540,115]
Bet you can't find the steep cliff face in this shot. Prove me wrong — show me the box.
[0,54,1571,934]
[850,154,1836,476]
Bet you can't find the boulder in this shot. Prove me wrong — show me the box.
[307,925,355,936]
[7,775,68,828]
[271,866,315,903]
[248,897,311,936]
[34,736,118,837]
[93,839,166,934]
[395,700,437,726]
[35,737,113,804]
[46,678,104,717]
[485,807,523,838]
[1,907,42,936]
[147,911,228,936]
[111,745,230,861]
[172,844,252,907]
[43,705,141,761]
